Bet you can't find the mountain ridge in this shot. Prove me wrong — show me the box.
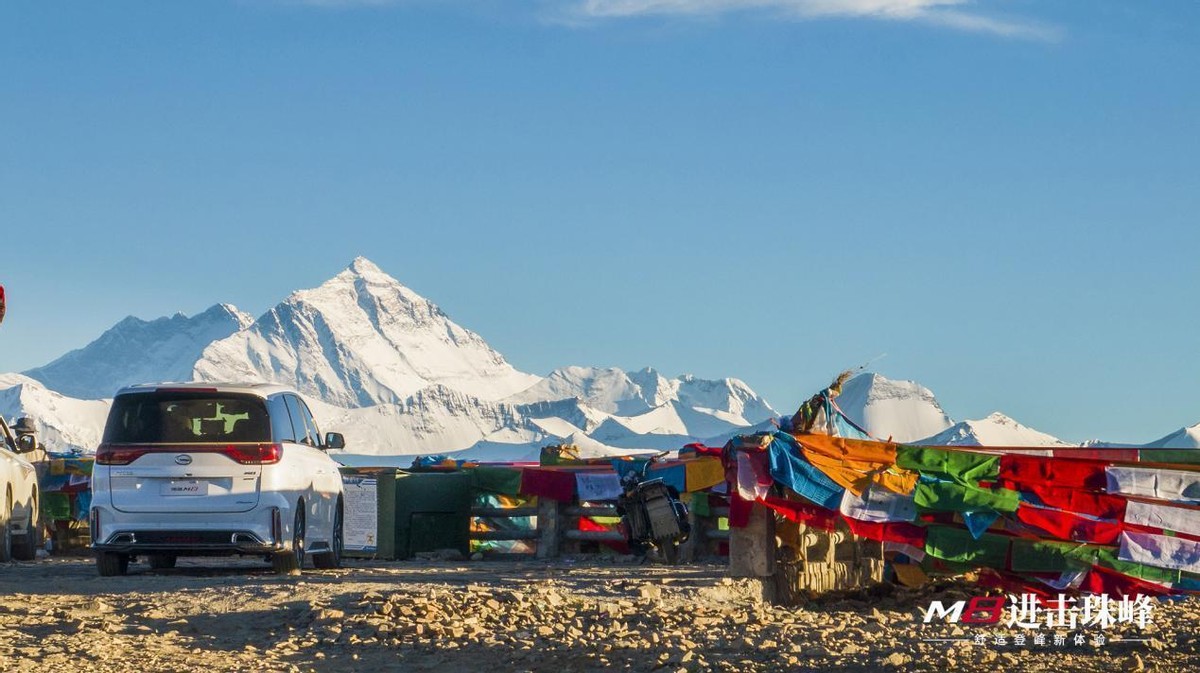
[5,258,776,459]
[23,303,253,399]
[6,259,1197,459]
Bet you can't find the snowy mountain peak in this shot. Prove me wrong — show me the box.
[296,257,433,315]
[193,258,541,408]
[23,303,254,399]
[1143,421,1200,449]
[834,373,954,443]
[349,255,380,273]
[917,411,1073,448]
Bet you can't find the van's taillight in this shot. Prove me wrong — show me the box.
[95,444,149,465]
[222,443,283,465]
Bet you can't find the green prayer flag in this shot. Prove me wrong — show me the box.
[924,525,1011,569]
[42,492,71,521]
[1094,548,1182,585]
[1139,449,1200,465]
[1010,538,1095,573]
[913,480,1019,514]
[897,446,1000,483]
[689,491,711,518]
[469,466,523,495]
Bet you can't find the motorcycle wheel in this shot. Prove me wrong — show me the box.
[658,537,680,565]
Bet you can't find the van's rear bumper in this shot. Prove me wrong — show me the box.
[92,529,281,554]
[89,502,289,555]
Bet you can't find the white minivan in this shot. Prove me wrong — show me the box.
[90,383,346,576]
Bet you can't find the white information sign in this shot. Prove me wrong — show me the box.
[342,476,378,553]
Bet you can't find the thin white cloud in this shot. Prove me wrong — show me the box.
[283,0,1061,42]
[556,0,1060,41]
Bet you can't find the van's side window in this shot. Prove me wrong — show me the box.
[269,396,296,443]
[284,395,315,446]
[295,397,322,445]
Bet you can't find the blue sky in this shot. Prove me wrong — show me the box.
[1,1,1197,443]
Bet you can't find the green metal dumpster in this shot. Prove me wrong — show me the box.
[394,470,472,559]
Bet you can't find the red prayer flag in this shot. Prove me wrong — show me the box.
[1015,504,1123,545]
[758,496,839,531]
[1011,484,1127,520]
[843,517,927,548]
[998,454,1110,490]
[519,467,577,502]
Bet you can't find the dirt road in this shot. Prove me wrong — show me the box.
[0,556,1196,672]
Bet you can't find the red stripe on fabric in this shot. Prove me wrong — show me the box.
[1008,484,1128,520]
[579,517,631,554]
[729,490,753,528]
[1050,448,1140,462]
[759,496,839,531]
[1080,564,1174,598]
[1122,522,1200,544]
[998,454,1110,490]
[1015,505,1123,545]
[681,442,725,457]
[843,518,927,547]
[519,468,577,502]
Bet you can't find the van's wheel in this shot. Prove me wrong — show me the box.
[147,554,177,570]
[12,491,41,562]
[96,551,130,576]
[0,489,12,563]
[272,503,305,575]
[313,500,343,570]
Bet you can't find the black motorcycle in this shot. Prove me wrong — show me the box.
[616,453,690,564]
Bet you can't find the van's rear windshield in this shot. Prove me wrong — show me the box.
[104,392,271,444]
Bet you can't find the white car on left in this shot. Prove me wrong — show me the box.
[0,417,42,561]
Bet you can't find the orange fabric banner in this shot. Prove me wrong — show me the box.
[793,433,918,496]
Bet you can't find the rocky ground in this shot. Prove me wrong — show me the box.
[0,556,1196,672]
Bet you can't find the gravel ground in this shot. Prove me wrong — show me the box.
[0,556,1196,672]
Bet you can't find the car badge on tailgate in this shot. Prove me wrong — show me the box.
[174,454,193,465]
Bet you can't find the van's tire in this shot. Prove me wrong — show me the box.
[12,491,40,562]
[0,489,12,563]
[96,551,130,576]
[313,500,343,570]
[147,554,177,570]
[272,503,305,575]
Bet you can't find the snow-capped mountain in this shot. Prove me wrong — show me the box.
[193,258,541,408]
[834,373,955,443]
[1143,422,1200,449]
[4,258,777,459]
[7,257,1191,460]
[23,304,253,400]
[917,412,1072,448]
[507,366,775,422]
[0,374,109,452]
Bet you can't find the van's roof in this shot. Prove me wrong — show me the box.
[114,382,299,398]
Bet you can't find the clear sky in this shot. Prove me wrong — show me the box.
[1,1,1197,444]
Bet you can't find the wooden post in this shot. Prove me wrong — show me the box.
[536,497,561,559]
